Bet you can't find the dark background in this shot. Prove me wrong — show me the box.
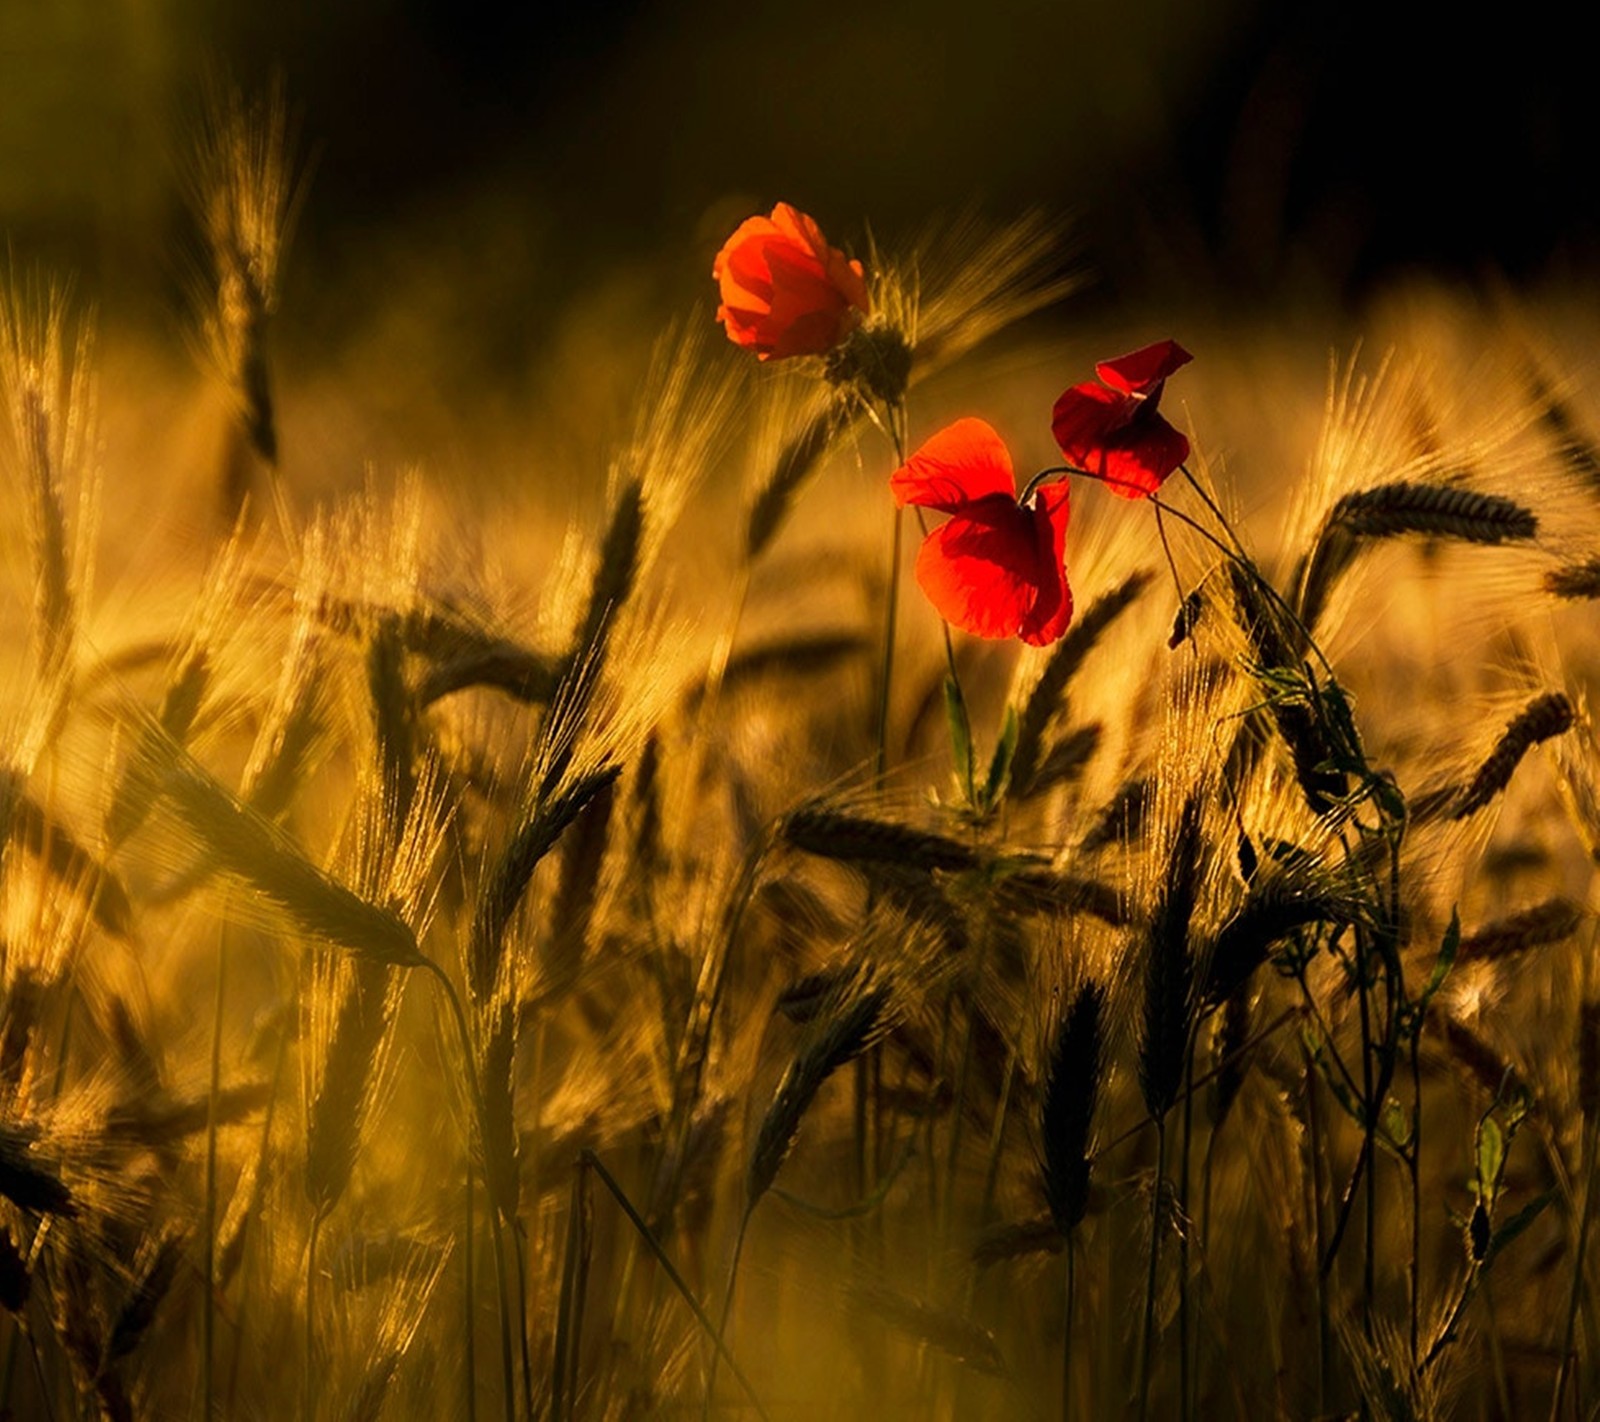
[2,1,1593,336]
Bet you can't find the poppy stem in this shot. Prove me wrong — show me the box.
[1150,502,1189,650]
[1042,459,1339,680]
[1018,466,1072,506]
[871,403,909,784]
[908,503,976,805]
[1176,464,1248,560]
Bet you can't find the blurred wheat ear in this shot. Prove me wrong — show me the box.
[185,74,308,522]
[0,277,97,731]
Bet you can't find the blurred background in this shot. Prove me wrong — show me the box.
[5,1,1595,309]
[2,0,1596,502]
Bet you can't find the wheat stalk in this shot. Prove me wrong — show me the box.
[1297,482,1536,631]
[1011,569,1151,793]
[156,739,423,967]
[1140,793,1203,1123]
[1458,899,1584,963]
[1414,691,1575,823]
[780,805,981,875]
[1543,557,1600,600]
[1041,979,1105,1236]
[747,973,892,1208]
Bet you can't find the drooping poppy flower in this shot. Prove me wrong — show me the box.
[890,418,1073,646]
[713,203,872,360]
[1050,340,1193,498]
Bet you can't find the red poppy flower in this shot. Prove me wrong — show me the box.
[1050,340,1193,498]
[713,203,871,360]
[890,418,1073,646]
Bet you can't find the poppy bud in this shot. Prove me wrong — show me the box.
[713,203,871,361]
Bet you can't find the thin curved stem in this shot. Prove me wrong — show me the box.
[1024,463,1337,678]
[874,506,905,783]
[1551,1114,1600,1421]
[465,1155,478,1422]
[582,1150,772,1422]
[872,405,910,783]
[1063,1235,1077,1422]
[703,1209,752,1422]
[418,957,519,1422]
[1138,1117,1167,1422]
[202,921,227,1421]
[304,1210,322,1422]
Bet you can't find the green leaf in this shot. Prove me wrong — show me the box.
[1306,1035,1364,1126]
[1419,909,1460,1016]
[983,705,1019,811]
[1378,1097,1412,1156]
[944,676,973,804]
[1475,1115,1506,1199]
[1485,1189,1557,1266]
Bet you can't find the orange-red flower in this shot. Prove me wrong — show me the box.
[713,203,871,360]
[890,418,1073,646]
[1050,340,1193,498]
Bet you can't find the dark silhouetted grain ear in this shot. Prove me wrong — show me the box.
[1012,569,1151,793]
[1227,563,1346,814]
[1208,988,1252,1132]
[1580,1001,1600,1121]
[1457,899,1584,963]
[106,1232,186,1364]
[1139,792,1202,1123]
[0,1123,77,1217]
[1296,481,1536,633]
[746,408,844,563]
[747,975,890,1210]
[572,477,644,668]
[1544,557,1600,600]
[780,804,981,875]
[1452,692,1574,820]
[471,764,623,1002]
[1041,980,1105,1236]
[306,960,395,1220]
[0,1224,29,1313]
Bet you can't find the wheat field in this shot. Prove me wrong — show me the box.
[2,83,1600,1422]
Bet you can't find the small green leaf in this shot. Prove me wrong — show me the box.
[1307,1037,1364,1126]
[1475,1115,1506,1199]
[1485,1189,1556,1266]
[1378,1097,1412,1156]
[983,705,1019,810]
[944,676,973,805]
[1419,909,1460,1016]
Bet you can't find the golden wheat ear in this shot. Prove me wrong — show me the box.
[183,75,308,524]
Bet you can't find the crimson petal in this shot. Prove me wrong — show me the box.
[1019,482,1073,646]
[913,500,1042,640]
[1095,340,1193,396]
[891,418,1017,513]
[1051,382,1189,499]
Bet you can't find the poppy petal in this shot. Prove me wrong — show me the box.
[768,204,872,316]
[913,505,1041,640]
[1019,482,1073,645]
[890,418,1017,513]
[713,205,870,360]
[1052,384,1189,498]
[1095,340,1193,395]
[712,214,778,284]
[1094,420,1191,500]
[1051,382,1133,462]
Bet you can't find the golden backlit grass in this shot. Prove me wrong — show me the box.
[4,97,1600,1422]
